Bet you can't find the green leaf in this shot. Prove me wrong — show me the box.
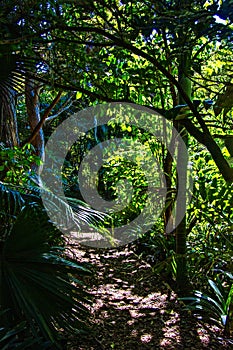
[76,91,83,99]
[208,279,225,306]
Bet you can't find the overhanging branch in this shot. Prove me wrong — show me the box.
[182,119,233,182]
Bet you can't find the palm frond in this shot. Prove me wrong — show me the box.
[0,180,106,231]
[0,51,41,93]
[180,277,233,331]
[0,181,24,218]
[0,310,49,350]
[1,204,92,346]
[33,182,106,229]
[208,278,226,308]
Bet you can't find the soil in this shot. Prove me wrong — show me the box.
[66,243,233,350]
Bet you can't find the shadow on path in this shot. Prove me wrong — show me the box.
[67,244,232,350]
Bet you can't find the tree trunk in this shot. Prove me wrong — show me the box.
[175,124,189,292]
[0,87,19,147]
[163,124,177,234]
[25,78,44,173]
[175,48,192,294]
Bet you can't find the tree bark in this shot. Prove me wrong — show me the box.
[25,78,44,172]
[0,87,19,147]
[175,44,192,294]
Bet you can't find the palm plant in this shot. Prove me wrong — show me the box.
[180,275,233,336]
[0,181,106,348]
[0,1,73,149]
[0,178,104,225]
[0,309,50,350]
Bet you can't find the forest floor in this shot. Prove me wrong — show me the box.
[66,243,233,350]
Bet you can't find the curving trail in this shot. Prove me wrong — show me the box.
[67,244,232,350]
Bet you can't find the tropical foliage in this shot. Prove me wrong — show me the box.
[181,273,233,336]
[0,0,233,342]
[0,181,95,348]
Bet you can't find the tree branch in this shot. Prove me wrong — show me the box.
[26,71,132,103]
[49,24,211,133]
[22,91,62,146]
[181,119,233,182]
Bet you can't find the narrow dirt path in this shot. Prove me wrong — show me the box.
[67,244,232,350]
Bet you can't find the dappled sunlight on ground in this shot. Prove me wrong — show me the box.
[66,243,232,350]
